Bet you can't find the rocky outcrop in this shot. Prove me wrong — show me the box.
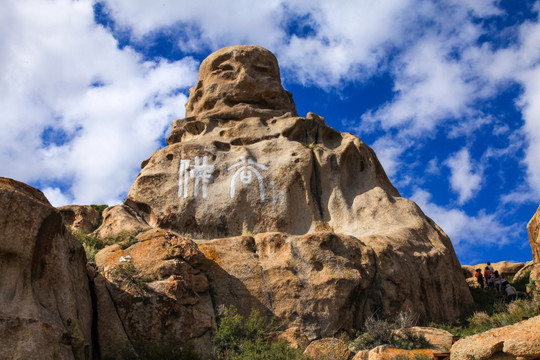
[353,346,434,360]
[450,315,540,360]
[94,230,214,357]
[92,205,150,239]
[0,178,93,360]
[528,205,540,285]
[58,205,100,234]
[303,338,353,360]
[93,45,472,346]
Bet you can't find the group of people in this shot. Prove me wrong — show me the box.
[474,262,518,302]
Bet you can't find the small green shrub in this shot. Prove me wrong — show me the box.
[106,230,138,249]
[212,306,309,360]
[72,230,103,262]
[352,316,430,351]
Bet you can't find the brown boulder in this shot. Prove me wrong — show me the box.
[94,230,214,356]
[303,338,353,360]
[57,205,100,234]
[0,178,93,359]
[450,315,540,359]
[528,205,540,285]
[354,345,433,360]
[93,204,151,239]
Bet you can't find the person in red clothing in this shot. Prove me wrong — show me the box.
[484,266,494,288]
[475,268,484,289]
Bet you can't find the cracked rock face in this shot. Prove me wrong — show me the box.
[0,178,93,360]
[95,45,473,349]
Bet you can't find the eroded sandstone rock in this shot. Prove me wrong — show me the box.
[57,205,100,234]
[527,205,540,285]
[0,178,93,359]
[303,338,353,360]
[95,45,472,346]
[94,230,214,357]
[450,315,540,360]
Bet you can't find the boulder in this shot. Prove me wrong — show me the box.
[0,177,93,359]
[528,205,540,285]
[57,205,100,234]
[450,315,540,360]
[395,326,454,353]
[96,45,472,344]
[93,204,151,239]
[303,338,353,360]
[513,261,535,283]
[94,230,214,356]
[353,345,433,360]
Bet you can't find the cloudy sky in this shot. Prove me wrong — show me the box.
[2,0,539,265]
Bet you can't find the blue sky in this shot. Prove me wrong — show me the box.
[1,0,539,265]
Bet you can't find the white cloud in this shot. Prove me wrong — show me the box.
[411,189,519,262]
[370,136,408,178]
[43,187,72,207]
[445,149,483,204]
[0,0,198,204]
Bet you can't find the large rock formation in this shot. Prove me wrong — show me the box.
[0,178,93,359]
[528,205,540,286]
[450,315,540,360]
[95,45,472,348]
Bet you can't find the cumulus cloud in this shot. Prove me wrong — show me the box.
[0,0,198,205]
[445,149,483,204]
[411,189,520,263]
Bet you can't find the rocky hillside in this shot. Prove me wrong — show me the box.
[1,45,476,359]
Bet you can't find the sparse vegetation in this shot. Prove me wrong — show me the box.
[72,230,103,262]
[212,306,309,360]
[71,228,139,261]
[90,204,108,228]
[393,355,432,360]
[433,282,540,337]
[351,314,430,351]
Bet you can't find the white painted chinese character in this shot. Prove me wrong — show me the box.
[190,156,215,199]
[178,159,191,198]
[228,156,269,201]
[270,181,285,204]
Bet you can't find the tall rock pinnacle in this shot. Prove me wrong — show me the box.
[93,45,472,351]
[185,45,297,120]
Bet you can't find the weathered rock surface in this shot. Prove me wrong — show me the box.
[92,204,151,239]
[58,205,100,234]
[0,178,93,359]
[528,205,540,285]
[352,345,433,360]
[450,315,540,360]
[94,230,214,357]
[394,326,454,353]
[94,45,472,346]
[303,338,353,360]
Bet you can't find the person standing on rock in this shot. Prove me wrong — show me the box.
[475,269,484,289]
[484,266,494,288]
[493,271,508,293]
[486,262,495,273]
